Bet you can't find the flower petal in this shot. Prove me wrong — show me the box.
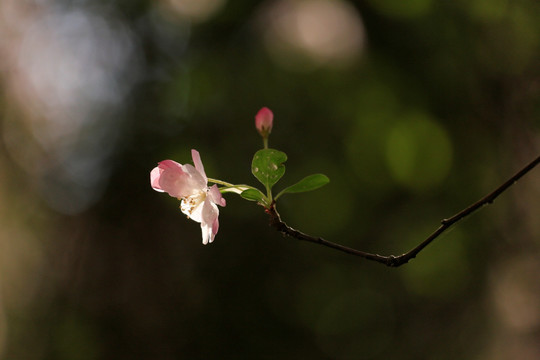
[212,217,219,239]
[182,192,205,223]
[155,160,194,198]
[201,198,219,243]
[201,216,219,244]
[150,167,164,192]
[201,222,213,245]
[208,184,226,207]
[182,164,207,192]
[191,149,207,181]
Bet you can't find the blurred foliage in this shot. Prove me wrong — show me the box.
[0,0,539,359]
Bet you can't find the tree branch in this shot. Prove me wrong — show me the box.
[267,155,540,267]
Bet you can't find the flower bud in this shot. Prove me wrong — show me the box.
[255,107,273,138]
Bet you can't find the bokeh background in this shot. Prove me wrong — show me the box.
[1,0,540,359]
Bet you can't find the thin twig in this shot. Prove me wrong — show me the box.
[267,155,540,267]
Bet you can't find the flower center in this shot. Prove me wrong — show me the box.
[180,190,206,218]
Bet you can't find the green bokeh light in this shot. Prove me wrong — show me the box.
[385,112,453,191]
[345,80,400,194]
[400,227,471,300]
[465,0,509,21]
[366,0,432,18]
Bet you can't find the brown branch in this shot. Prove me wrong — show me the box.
[267,155,540,267]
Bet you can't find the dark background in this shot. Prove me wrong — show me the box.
[1,0,539,359]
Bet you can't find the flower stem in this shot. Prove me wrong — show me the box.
[207,179,265,197]
[207,178,235,187]
[266,185,273,203]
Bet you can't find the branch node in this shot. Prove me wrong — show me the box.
[387,255,399,267]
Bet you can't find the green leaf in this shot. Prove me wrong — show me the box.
[251,149,287,189]
[275,174,330,199]
[240,188,267,203]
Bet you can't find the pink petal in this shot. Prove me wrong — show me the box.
[182,164,207,192]
[191,149,207,181]
[156,160,192,198]
[150,167,164,192]
[212,217,219,238]
[208,184,226,207]
[201,199,218,226]
[158,159,183,171]
[201,199,219,243]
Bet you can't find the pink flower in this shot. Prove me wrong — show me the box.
[151,150,226,244]
[255,107,273,137]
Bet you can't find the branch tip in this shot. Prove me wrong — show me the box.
[265,154,540,267]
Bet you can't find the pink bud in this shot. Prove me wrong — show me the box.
[255,107,273,137]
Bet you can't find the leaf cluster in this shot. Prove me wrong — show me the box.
[241,149,329,207]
